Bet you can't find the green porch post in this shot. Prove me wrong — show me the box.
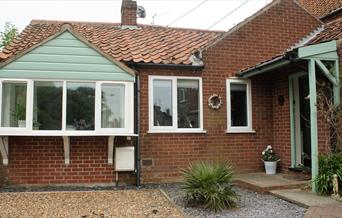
[308,59,318,192]
[333,60,340,105]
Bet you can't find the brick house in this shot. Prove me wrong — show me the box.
[0,0,341,186]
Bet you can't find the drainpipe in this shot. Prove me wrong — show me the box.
[134,73,141,187]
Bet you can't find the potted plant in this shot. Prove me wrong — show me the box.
[33,120,41,130]
[11,104,26,128]
[261,145,280,175]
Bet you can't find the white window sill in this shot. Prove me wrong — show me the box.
[148,129,207,134]
[226,129,256,134]
[0,131,138,137]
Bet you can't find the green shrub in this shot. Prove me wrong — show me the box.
[181,161,238,212]
[314,153,342,195]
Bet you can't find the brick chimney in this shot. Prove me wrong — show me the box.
[121,0,137,25]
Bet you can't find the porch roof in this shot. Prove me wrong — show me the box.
[238,16,342,78]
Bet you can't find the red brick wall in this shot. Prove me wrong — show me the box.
[138,68,274,183]
[138,0,321,183]
[203,0,321,74]
[271,69,292,169]
[1,136,133,184]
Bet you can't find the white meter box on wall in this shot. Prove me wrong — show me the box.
[115,146,135,171]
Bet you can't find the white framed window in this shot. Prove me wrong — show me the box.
[0,79,134,136]
[95,81,133,134]
[226,78,254,133]
[149,76,204,133]
[33,81,63,130]
[0,79,31,130]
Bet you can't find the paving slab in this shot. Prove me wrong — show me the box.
[270,188,339,208]
[235,173,307,192]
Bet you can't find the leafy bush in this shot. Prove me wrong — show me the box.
[314,153,342,195]
[181,161,238,212]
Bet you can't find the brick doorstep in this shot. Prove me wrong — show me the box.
[304,204,342,218]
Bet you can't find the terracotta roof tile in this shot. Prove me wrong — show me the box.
[0,20,222,65]
[310,16,342,43]
[297,0,342,18]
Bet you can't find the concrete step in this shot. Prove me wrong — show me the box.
[234,173,308,193]
[270,189,339,208]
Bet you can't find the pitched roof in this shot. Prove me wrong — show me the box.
[238,17,342,76]
[297,0,342,18]
[0,20,222,65]
[309,16,342,43]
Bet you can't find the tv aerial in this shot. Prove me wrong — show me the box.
[137,6,146,18]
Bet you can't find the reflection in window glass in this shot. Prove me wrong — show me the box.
[33,81,63,130]
[1,82,27,128]
[177,79,199,128]
[153,80,172,126]
[66,82,95,130]
[101,84,125,128]
[230,83,247,127]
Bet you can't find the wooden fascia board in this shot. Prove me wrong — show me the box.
[298,40,338,59]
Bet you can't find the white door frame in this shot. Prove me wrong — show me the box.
[289,72,307,167]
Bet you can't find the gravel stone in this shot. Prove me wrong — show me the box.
[156,183,307,218]
[0,189,183,217]
[0,184,306,217]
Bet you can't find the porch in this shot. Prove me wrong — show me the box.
[239,40,341,192]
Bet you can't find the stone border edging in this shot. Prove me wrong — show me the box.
[159,189,186,218]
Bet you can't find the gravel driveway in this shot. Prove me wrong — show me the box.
[0,189,183,218]
[0,184,306,218]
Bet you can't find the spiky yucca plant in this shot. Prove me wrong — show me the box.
[181,161,238,212]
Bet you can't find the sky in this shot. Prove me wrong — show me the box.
[0,0,272,33]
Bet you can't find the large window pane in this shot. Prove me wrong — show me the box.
[177,79,199,128]
[66,82,95,130]
[101,84,125,128]
[153,80,172,126]
[33,81,63,130]
[230,83,247,127]
[1,82,27,128]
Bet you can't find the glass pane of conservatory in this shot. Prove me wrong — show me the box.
[1,82,27,128]
[101,84,125,128]
[153,80,172,126]
[66,82,95,130]
[177,79,199,128]
[33,81,63,130]
[230,83,247,127]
